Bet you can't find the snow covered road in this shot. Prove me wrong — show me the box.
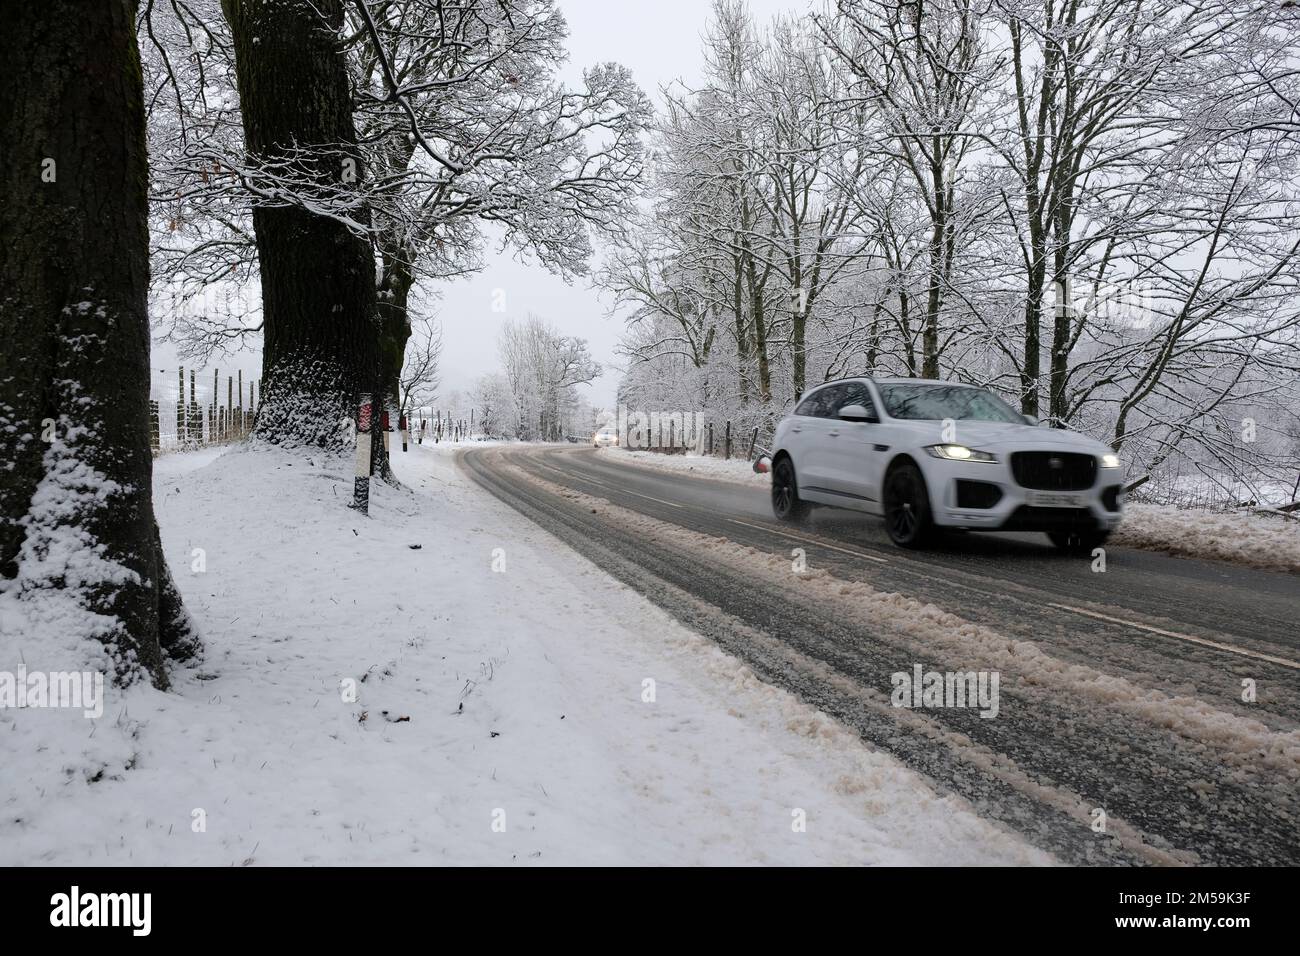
[462,445,1300,866]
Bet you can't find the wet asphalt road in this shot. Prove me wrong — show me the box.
[461,445,1300,866]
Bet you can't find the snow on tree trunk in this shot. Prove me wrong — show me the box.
[222,0,379,450]
[0,0,198,688]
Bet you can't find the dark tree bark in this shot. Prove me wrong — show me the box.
[0,0,198,687]
[377,248,414,416]
[222,0,379,449]
[370,239,413,481]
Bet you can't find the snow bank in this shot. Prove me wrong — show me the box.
[151,445,229,479]
[0,441,1048,865]
[597,447,769,487]
[1113,504,1300,574]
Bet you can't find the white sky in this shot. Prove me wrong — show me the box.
[433,0,808,409]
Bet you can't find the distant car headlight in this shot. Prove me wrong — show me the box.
[1101,453,1120,469]
[925,444,997,463]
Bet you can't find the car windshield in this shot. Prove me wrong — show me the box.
[876,384,1024,423]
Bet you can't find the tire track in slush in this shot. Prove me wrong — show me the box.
[461,446,1300,866]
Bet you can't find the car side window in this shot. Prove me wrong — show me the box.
[793,391,822,417]
[839,382,876,419]
[798,383,876,419]
[813,385,848,418]
[796,385,841,418]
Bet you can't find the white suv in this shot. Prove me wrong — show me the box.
[769,378,1124,552]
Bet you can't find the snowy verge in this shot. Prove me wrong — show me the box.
[597,447,770,487]
[1110,505,1300,574]
[504,458,1300,865]
[151,445,230,479]
[0,441,1049,865]
[597,448,1300,574]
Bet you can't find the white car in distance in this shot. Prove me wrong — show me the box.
[769,378,1124,552]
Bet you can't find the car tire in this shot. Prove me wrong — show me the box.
[1048,529,1110,555]
[883,460,935,548]
[771,456,810,523]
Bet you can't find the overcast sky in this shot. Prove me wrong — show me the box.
[433,0,807,409]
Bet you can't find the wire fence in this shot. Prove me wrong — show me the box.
[148,379,486,454]
[149,366,259,454]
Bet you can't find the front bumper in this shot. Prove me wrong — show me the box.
[924,458,1124,533]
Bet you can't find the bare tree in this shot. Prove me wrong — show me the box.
[500,315,601,440]
[398,317,443,424]
[470,373,515,439]
[348,0,648,420]
[821,0,1004,379]
[606,0,1300,495]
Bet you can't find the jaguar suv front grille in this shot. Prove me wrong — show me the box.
[1010,452,1097,491]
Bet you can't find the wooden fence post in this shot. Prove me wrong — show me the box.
[724,420,732,460]
[175,367,184,447]
[149,400,160,453]
[188,369,198,448]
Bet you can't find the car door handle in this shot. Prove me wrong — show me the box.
[828,430,840,437]
[791,426,802,433]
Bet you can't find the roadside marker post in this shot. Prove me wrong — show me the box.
[352,394,373,515]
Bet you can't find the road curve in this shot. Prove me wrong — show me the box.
[460,444,1300,866]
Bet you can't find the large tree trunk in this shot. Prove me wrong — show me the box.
[1021,227,1047,417]
[377,249,414,416]
[370,242,413,481]
[922,168,952,381]
[791,306,808,399]
[731,251,752,406]
[223,0,379,449]
[0,0,197,687]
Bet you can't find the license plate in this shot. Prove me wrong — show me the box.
[1027,491,1088,508]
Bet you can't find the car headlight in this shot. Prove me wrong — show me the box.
[1101,453,1120,469]
[925,444,997,463]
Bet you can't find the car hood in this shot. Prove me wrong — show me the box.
[904,420,1112,454]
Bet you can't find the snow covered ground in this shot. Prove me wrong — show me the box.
[1110,504,1300,573]
[598,448,1300,573]
[0,440,1051,866]
[602,448,773,487]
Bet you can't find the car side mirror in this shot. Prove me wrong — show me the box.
[838,403,877,423]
